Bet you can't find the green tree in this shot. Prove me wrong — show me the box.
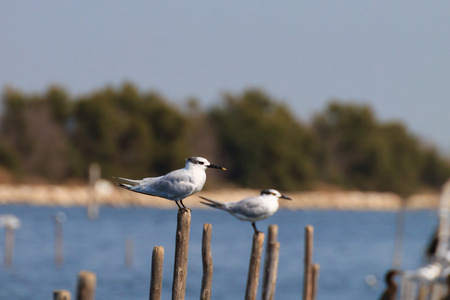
[44,85,71,124]
[0,86,79,182]
[1,84,449,193]
[71,83,189,179]
[312,101,450,194]
[312,101,396,190]
[210,89,316,190]
[419,148,450,189]
[376,122,424,194]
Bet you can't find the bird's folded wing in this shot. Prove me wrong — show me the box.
[230,198,266,218]
[136,173,196,200]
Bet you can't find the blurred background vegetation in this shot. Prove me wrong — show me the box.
[0,83,449,195]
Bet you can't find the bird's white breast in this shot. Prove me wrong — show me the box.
[265,197,280,214]
[190,167,207,194]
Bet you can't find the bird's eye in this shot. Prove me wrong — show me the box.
[199,161,204,165]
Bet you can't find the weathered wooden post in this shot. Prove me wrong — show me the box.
[125,237,134,269]
[311,263,320,300]
[0,214,21,267]
[245,231,265,300]
[303,225,314,300]
[430,282,445,300]
[172,210,191,300]
[417,284,429,300]
[262,225,280,300]
[4,226,14,267]
[76,270,96,300]
[54,290,71,300]
[392,198,406,269]
[400,276,414,300]
[200,223,213,300]
[87,163,101,220]
[149,246,164,300]
[54,212,66,266]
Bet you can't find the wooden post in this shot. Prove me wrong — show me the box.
[87,163,101,220]
[149,246,164,300]
[4,227,14,267]
[303,225,314,300]
[262,225,280,300]
[172,210,191,300]
[311,264,320,300]
[54,221,63,265]
[76,271,96,300]
[400,278,415,300]
[125,237,134,269]
[392,198,406,269]
[54,290,71,300]
[200,224,213,300]
[417,284,429,300]
[54,212,66,266]
[430,282,445,300]
[245,232,265,300]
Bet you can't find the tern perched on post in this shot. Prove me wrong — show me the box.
[113,157,226,211]
[200,189,291,234]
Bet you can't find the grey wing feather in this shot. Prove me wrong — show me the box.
[229,198,267,218]
[136,170,196,200]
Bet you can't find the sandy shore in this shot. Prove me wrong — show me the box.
[0,181,440,210]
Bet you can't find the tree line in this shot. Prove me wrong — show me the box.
[0,83,449,195]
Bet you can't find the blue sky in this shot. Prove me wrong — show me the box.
[1,1,449,153]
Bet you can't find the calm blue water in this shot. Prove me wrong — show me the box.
[0,205,438,300]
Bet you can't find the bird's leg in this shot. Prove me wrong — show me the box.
[175,201,183,211]
[179,200,190,213]
[252,222,260,235]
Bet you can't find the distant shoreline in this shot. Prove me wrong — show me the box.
[0,182,440,210]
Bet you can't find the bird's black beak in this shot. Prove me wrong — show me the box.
[208,164,226,170]
[280,195,292,200]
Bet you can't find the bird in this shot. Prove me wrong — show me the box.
[113,157,226,211]
[379,269,401,300]
[199,189,291,234]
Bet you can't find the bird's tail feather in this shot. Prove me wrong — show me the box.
[112,177,141,187]
[199,196,227,210]
[116,183,132,191]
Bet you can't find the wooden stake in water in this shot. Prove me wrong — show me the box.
[245,231,265,300]
[87,163,101,220]
[200,224,213,300]
[417,285,429,300]
[392,198,406,269]
[435,181,450,260]
[4,227,14,267]
[54,290,71,300]
[0,214,21,267]
[172,210,191,300]
[400,278,415,300]
[76,271,96,300]
[262,225,280,300]
[54,212,66,266]
[125,237,134,269]
[311,263,320,300]
[149,246,164,300]
[303,225,314,300]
